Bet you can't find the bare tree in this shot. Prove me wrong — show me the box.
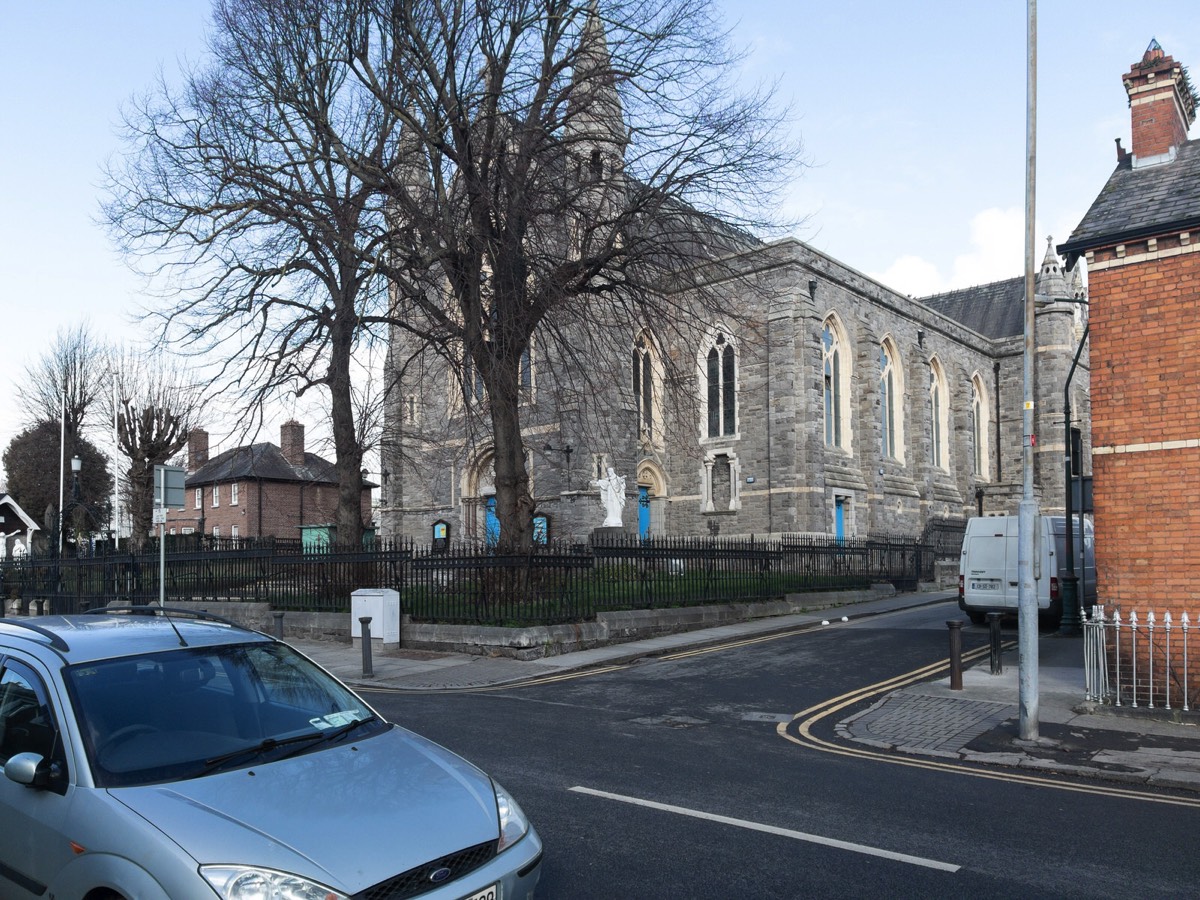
[103,0,401,547]
[101,350,205,549]
[104,0,797,550]
[353,0,799,546]
[20,323,112,438]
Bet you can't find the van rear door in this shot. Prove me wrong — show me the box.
[963,518,1018,611]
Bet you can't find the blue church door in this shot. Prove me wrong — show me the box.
[485,496,500,547]
[638,486,650,538]
[834,497,845,543]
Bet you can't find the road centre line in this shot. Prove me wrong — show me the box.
[569,786,961,873]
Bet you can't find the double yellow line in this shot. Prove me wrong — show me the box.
[779,646,1200,809]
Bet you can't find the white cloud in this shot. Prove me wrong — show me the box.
[872,207,1026,297]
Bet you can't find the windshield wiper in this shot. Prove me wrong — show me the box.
[200,716,380,774]
[277,714,381,760]
[201,731,329,774]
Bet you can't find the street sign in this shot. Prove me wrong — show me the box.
[154,465,186,509]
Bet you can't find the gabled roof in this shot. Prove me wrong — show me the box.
[186,443,338,488]
[0,494,40,535]
[1059,139,1200,266]
[919,277,1025,340]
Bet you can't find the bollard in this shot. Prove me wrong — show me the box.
[947,620,964,691]
[359,616,374,677]
[273,611,285,640]
[987,612,1004,675]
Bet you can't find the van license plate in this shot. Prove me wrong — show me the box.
[970,581,999,591]
[464,886,497,900]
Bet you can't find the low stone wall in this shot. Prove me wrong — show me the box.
[397,585,899,661]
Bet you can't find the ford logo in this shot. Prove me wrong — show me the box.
[429,867,453,884]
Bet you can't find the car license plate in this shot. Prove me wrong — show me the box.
[463,886,497,900]
[970,581,999,591]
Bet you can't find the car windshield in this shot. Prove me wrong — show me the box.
[64,642,387,787]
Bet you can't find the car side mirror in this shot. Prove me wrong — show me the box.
[5,752,47,788]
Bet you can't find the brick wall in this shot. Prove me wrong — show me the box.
[165,480,370,538]
[1089,249,1200,612]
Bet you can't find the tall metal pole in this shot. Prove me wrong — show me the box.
[58,388,67,555]
[1018,0,1041,740]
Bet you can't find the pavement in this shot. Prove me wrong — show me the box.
[288,590,1200,793]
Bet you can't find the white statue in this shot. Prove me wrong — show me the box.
[591,467,627,527]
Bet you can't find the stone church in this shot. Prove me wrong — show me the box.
[378,14,1090,547]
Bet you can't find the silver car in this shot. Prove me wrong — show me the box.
[0,608,542,899]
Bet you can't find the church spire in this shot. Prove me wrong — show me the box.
[565,2,627,158]
[1036,236,1069,301]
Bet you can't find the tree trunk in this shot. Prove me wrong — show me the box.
[488,357,535,550]
[329,305,366,549]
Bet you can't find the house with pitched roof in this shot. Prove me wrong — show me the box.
[1059,41,1200,638]
[165,421,372,542]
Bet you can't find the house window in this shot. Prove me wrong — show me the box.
[212,526,220,538]
[231,525,239,539]
[181,527,194,535]
[879,339,904,461]
[703,332,737,438]
[929,358,949,469]
[231,482,239,506]
[194,487,202,510]
[823,317,849,449]
[212,485,220,507]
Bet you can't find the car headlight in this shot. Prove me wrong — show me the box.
[494,781,530,851]
[200,865,347,900]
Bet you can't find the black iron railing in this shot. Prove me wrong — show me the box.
[0,533,938,624]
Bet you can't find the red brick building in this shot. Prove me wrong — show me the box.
[1059,41,1200,687]
[165,421,372,541]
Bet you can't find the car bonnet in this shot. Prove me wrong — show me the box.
[108,726,500,894]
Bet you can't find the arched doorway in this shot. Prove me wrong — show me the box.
[636,460,668,538]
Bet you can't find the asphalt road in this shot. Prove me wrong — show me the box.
[364,601,1196,898]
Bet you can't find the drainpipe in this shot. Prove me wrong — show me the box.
[1059,323,1089,635]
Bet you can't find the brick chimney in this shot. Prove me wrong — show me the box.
[188,428,209,472]
[280,420,306,468]
[1123,39,1197,167]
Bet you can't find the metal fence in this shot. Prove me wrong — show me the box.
[1,534,938,625]
[1083,606,1197,711]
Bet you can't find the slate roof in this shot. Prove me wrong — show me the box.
[1058,138,1200,265]
[186,443,338,488]
[918,277,1025,340]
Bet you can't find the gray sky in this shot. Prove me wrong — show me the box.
[2,1,1198,480]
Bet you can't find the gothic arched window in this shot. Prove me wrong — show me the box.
[971,374,989,478]
[823,317,849,450]
[929,358,949,469]
[633,331,663,445]
[879,338,904,461]
[703,332,737,438]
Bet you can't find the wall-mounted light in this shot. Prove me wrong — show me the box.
[746,476,756,484]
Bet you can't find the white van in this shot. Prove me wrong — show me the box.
[958,515,1096,625]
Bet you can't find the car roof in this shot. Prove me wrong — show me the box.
[0,611,273,666]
